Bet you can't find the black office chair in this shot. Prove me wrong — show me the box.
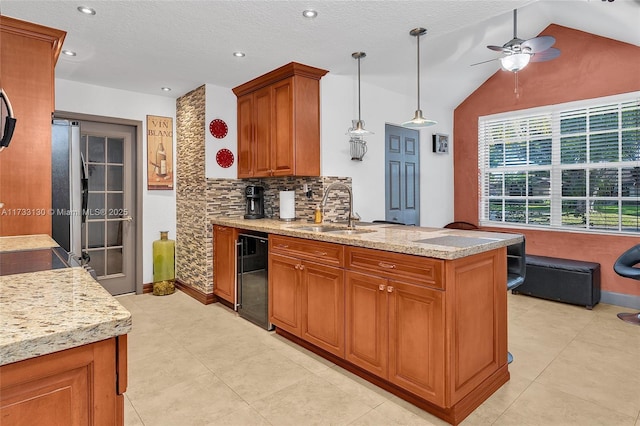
[506,238,526,364]
[613,244,640,326]
[443,221,479,230]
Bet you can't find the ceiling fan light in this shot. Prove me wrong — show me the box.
[501,53,531,72]
[402,110,437,128]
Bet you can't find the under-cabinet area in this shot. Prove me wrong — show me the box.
[210,218,520,425]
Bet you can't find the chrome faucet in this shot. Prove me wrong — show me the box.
[321,182,355,229]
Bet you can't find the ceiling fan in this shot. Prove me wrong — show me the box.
[473,9,561,72]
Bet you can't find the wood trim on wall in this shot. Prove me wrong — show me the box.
[453,24,640,296]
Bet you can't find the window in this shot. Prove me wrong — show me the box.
[478,93,640,234]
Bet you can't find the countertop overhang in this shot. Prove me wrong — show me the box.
[210,217,523,260]
[0,235,132,366]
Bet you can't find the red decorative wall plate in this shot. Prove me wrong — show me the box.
[209,119,228,139]
[216,148,234,168]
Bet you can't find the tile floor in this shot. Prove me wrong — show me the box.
[117,291,640,426]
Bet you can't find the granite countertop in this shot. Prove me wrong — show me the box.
[0,234,59,252]
[0,235,132,366]
[210,217,523,260]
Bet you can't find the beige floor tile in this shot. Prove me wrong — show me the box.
[126,346,211,401]
[493,382,636,426]
[192,330,275,374]
[461,371,532,425]
[126,327,183,363]
[574,313,640,357]
[536,339,640,418]
[251,375,372,425]
[349,408,404,426]
[123,395,144,426]
[215,348,311,403]
[507,293,545,319]
[270,336,335,374]
[132,373,247,426]
[210,405,271,425]
[316,365,393,409]
[372,397,449,426]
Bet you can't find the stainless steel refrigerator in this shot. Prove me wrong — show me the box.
[51,119,90,269]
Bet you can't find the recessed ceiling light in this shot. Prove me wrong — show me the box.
[77,6,96,15]
[161,87,171,92]
[233,51,246,57]
[62,49,76,56]
[302,9,317,18]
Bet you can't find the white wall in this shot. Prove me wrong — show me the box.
[205,84,238,178]
[319,74,454,226]
[55,79,176,285]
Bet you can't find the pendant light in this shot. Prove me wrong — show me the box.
[347,52,372,137]
[347,51,371,161]
[402,27,437,128]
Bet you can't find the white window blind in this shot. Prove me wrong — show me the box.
[478,93,640,234]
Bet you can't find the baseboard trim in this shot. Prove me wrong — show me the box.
[601,291,640,310]
[142,283,153,293]
[174,279,216,305]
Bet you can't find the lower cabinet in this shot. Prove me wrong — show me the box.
[345,270,445,405]
[0,336,127,426]
[213,225,238,304]
[269,236,345,357]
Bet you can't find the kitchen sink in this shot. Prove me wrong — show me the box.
[326,228,375,235]
[292,225,375,235]
[293,225,340,232]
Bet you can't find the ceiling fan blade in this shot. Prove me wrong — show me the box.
[487,45,511,52]
[530,47,561,62]
[470,57,501,66]
[521,36,556,53]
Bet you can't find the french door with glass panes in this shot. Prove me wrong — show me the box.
[81,121,136,295]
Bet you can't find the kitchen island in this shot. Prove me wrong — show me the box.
[0,235,132,425]
[210,218,522,425]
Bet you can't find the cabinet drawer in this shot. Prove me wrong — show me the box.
[270,235,344,267]
[346,247,444,289]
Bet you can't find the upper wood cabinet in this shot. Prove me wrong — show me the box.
[0,16,66,236]
[232,62,328,178]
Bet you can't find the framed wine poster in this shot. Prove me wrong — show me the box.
[147,115,174,190]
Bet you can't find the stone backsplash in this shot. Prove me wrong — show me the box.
[207,176,353,224]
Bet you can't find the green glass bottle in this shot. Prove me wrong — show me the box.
[153,231,175,292]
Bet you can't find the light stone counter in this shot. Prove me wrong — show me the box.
[210,217,523,260]
[0,267,132,365]
[0,234,59,252]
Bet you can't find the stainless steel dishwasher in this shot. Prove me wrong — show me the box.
[237,233,273,330]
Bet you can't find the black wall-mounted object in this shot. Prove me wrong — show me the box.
[0,89,17,150]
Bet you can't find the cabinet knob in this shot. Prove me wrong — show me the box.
[387,286,394,293]
[294,264,300,270]
[378,262,396,269]
[299,264,305,271]
[378,284,386,291]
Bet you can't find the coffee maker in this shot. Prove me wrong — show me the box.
[244,185,265,219]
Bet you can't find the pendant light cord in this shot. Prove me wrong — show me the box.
[416,32,421,111]
[357,56,362,122]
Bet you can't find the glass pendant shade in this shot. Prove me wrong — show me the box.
[403,27,437,128]
[501,53,531,72]
[402,110,437,128]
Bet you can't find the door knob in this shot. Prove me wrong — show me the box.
[123,216,133,222]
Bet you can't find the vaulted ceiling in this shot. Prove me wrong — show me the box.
[2,1,639,109]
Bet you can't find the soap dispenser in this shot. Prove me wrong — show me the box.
[314,205,322,224]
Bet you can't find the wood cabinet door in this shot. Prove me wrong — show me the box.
[387,280,445,405]
[213,225,237,303]
[269,252,302,336]
[253,85,273,177]
[236,94,254,178]
[0,338,118,426]
[345,271,388,378]
[301,260,345,358]
[271,78,294,176]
